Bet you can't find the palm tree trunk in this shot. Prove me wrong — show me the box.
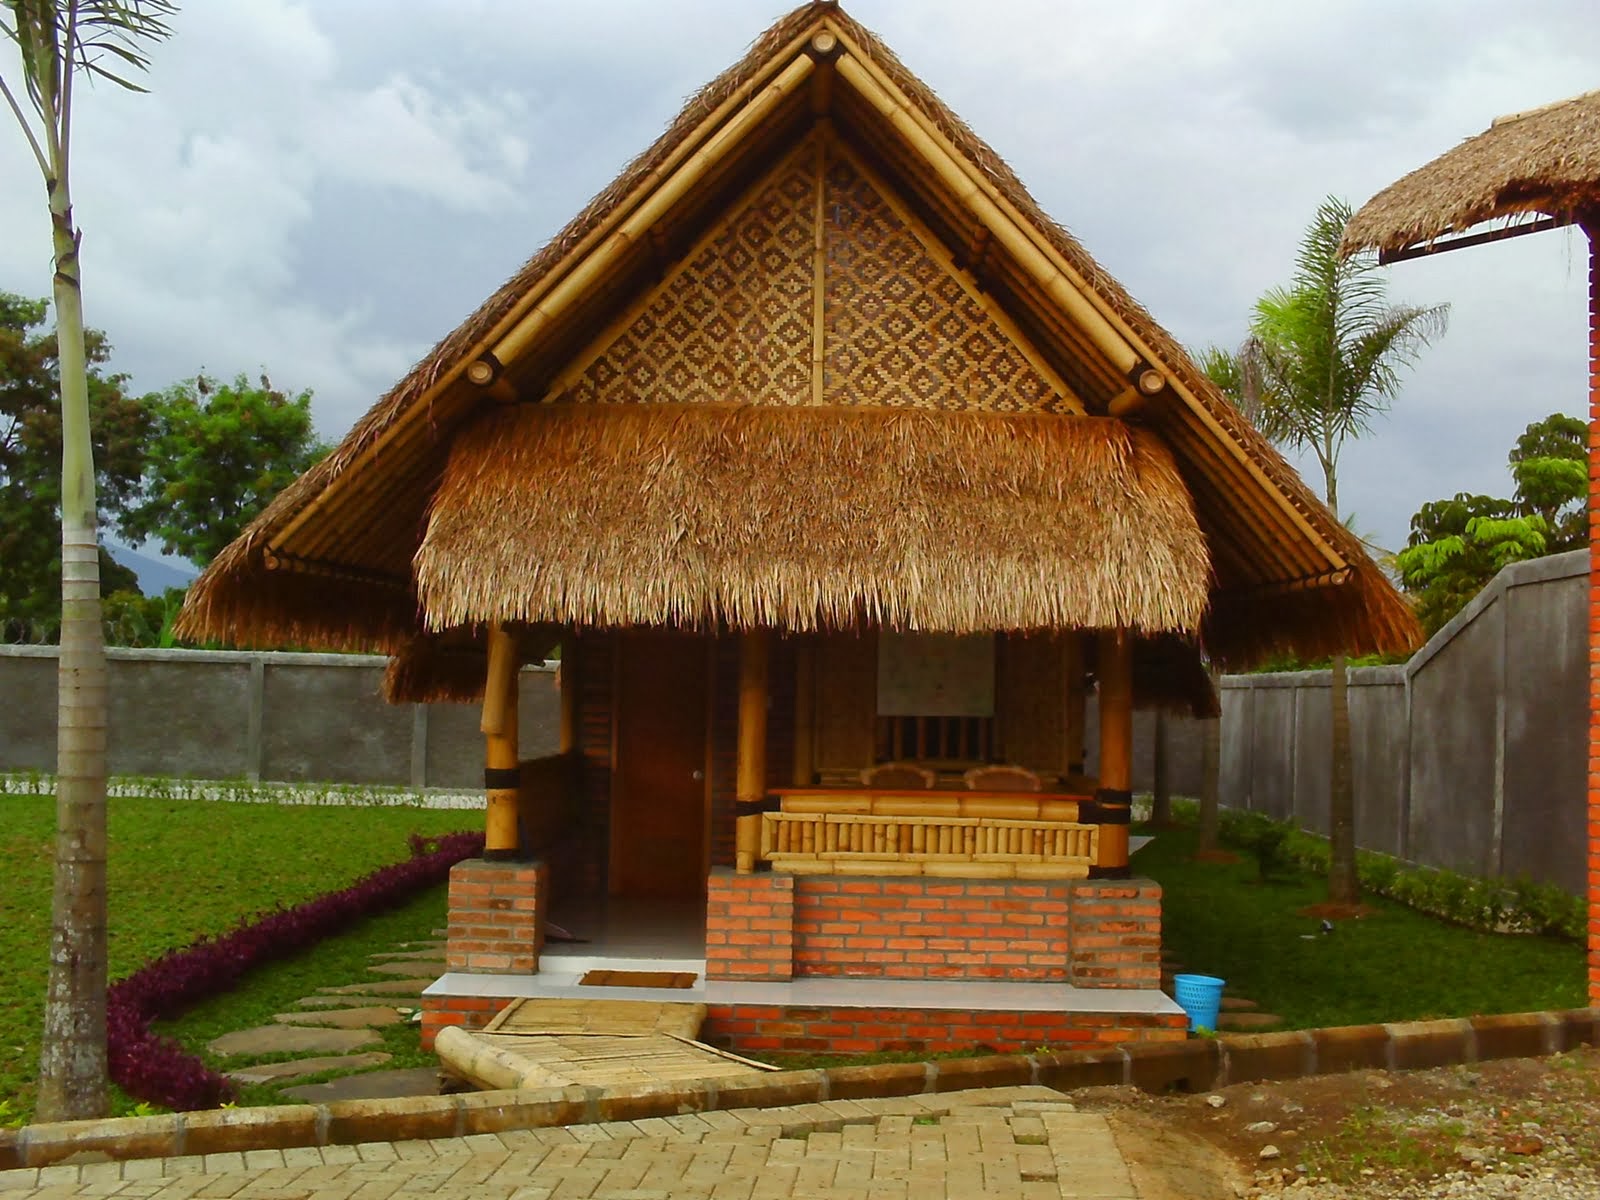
[1326,651,1358,905]
[36,162,109,1122]
[1320,459,1359,907]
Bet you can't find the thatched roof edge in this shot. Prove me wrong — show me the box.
[1344,89,1600,255]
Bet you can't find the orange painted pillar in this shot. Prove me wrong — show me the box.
[1586,216,1600,1006]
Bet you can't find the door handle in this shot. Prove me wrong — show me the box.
[692,769,705,781]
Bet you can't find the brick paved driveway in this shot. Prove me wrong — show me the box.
[0,1089,1139,1200]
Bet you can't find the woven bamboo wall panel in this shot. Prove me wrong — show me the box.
[823,156,1060,413]
[562,160,817,406]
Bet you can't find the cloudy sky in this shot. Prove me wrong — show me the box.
[2,0,1597,561]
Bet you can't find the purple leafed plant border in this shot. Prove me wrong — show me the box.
[107,830,484,1112]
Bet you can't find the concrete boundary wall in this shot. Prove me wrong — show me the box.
[1220,550,1588,893]
[0,645,561,792]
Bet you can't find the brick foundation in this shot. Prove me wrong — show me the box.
[701,1003,1187,1054]
[420,994,504,1051]
[705,868,795,980]
[1068,879,1162,988]
[420,990,1186,1054]
[710,871,1160,985]
[445,858,548,975]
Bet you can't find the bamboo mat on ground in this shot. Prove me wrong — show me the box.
[438,998,774,1091]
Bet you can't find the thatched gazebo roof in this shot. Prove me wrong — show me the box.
[1344,89,1600,257]
[178,1,1418,682]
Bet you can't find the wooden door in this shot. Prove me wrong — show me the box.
[612,631,709,898]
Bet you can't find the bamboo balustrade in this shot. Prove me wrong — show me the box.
[758,788,1098,878]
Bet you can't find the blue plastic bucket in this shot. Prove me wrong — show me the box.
[1172,973,1225,1032]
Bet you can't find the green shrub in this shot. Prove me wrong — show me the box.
[1191,806,1585,942]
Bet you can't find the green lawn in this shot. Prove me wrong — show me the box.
[1136,824,1587,1029]
[0,793,473,1120]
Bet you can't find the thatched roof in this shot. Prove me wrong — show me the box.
[1344,89,1600,256]
[178,0,1418,674]
[416,405,1207,636]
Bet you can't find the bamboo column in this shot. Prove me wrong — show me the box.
[735,630,771,873]
[481,623,521,860]
[792,636,815,786]
[1062,632,1086,778]
[1093,628,1133,877]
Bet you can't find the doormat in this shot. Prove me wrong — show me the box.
[579,969,698,989]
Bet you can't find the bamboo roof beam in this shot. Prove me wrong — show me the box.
[482,56,816,375]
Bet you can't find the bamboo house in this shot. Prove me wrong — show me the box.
[182,2,1418,1052]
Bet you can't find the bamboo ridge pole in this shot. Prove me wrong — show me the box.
[736,630,771,872]
[1093,628,1133,876]
[482,624,521,858]
[485,56,815,372]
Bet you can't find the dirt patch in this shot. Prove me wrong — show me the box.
[1068,1047,1600,1198]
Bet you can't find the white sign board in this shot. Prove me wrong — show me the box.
[876,632,995,717]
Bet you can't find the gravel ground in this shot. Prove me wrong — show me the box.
[1074,1047,1600,1199]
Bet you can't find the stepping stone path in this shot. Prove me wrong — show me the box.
[281,1067,445,1103]
[227,1052,394,1085]
[1160,952,1285,1032]
[214,938,448,1100]
[274,1005,405,1029]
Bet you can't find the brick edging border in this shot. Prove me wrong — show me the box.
[4,1008,1596,1171]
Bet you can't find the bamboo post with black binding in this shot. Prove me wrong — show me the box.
[481,623,521,860]
[735,630,770,872]
[1091,628,1132,876]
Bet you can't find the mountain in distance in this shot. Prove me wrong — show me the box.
[105,542,197,596]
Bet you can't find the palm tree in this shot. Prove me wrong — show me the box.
[1244,196,1447,906]
[2,0,176,1120]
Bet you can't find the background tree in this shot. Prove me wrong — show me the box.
[120,372,327,567]
[2,0,176,1121]
[0,291,149,641]
[1243,196,1447,908]
[1398,413,1586,634]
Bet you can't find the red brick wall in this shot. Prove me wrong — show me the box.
[1069,879,1162,989]
[446,859,547,974]
[705,869,794,980]
[793,878,1072,980]
[702,1003,1187,1055]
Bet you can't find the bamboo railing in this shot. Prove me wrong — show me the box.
[759,789,1098,879]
